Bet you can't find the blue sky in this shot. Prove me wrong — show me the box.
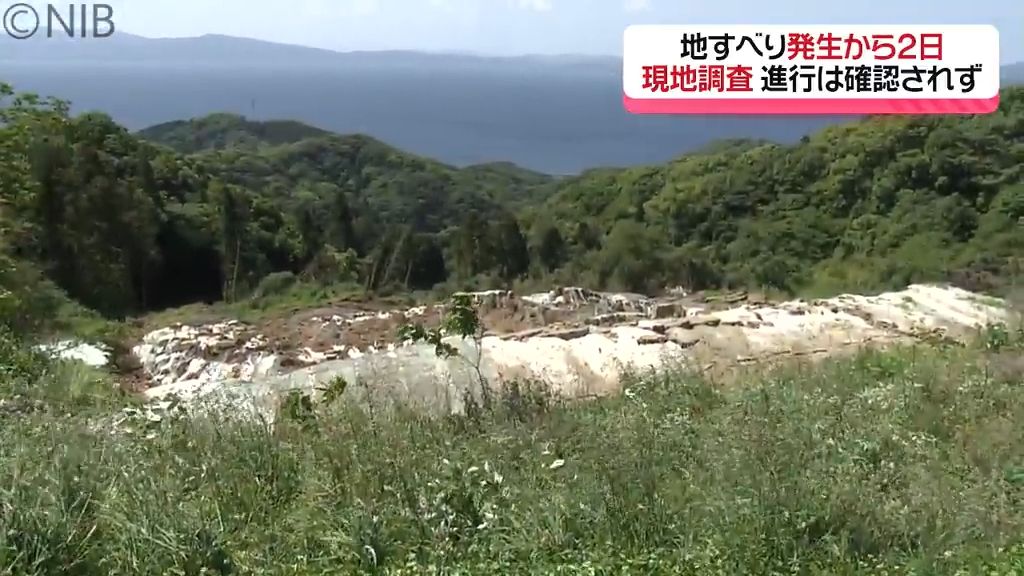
[108,0,1023,62]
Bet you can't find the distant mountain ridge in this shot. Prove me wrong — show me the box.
[3,33,1021,174]
[17,33,1021,78]
[1003,62,1024,84]
[0,33,621,72]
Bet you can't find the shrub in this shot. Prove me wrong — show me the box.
[251,270,298,299]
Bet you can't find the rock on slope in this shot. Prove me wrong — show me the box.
[126,284,1013,423]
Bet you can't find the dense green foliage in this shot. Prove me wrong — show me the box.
[3,331,1024,573]
[137,113,332,154]
[2,82,562,318]
[0,83,80,332]
[2,81,1023,323]
[537,93,1024,294]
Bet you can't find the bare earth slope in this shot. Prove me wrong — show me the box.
[117,284,1012,422]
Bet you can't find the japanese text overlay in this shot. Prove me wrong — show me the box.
[623,25,1000,114]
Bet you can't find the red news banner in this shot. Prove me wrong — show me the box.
[623,25,1001,114]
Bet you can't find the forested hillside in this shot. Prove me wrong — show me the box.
[2,81,1022,330]
[137,113,332,154]
[537,95,1024,295]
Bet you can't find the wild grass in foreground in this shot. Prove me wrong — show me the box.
[2,327,1024,574]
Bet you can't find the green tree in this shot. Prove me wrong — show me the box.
[296,199,326,264]
[407,234,448,289]
[530,218,566,273]
[452,212,492,280]
[598,220,666,293]
[0,82,70,331]
[490,212,530,281]
[216,181,249,302]
[328,185,357,252]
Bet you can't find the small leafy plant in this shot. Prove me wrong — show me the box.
[397,293,481,358]
[398,293,491,409]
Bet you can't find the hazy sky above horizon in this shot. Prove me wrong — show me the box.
[97,0,1024,62]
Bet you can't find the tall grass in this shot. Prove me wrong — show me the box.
[2,330,1024,574]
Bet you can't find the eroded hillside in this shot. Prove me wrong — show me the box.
[61,283,1005,425]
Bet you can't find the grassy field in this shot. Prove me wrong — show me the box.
[2,324,1024,574]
